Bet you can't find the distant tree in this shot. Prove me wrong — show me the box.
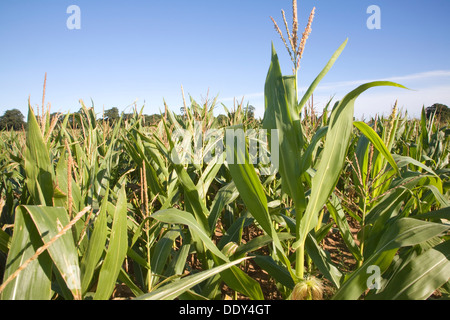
[426,103,450,122]
[216,114,227,126]
[180,107,187,120]
[246,105,255,120]
[123,113,133,122]
[0,109,26,130]
[68,112,81,129]
[50,112,64,125]
[104,107,119,122]
[144,114,162,126]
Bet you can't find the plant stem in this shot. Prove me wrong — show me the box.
[295,199,306,279]
[358,195,368,268]
[146,227,152,292]
[293,70,306,280]
[296,243,305,279]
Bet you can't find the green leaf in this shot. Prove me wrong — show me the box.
[118,268,144,298]
[424,185,450,207]
[0,228,10,254]
[225,130,293,277]
[197,152,224,199]
[369,240,450,300]
[151,230,180,286]
[168,243,191,276]
[226,149,272,237]
[80,189,109,295]
[333,217,450,300]
[253,255,295,290]
[152,209,264,300]
[208,181,239,232]
[122,134,165,197]
[353,134,370,192]
[305,233,343,288]
[24,104,54,205]
[233,233,295,258]
[135,257,250,300]
[414,207,450,222]
[94,185,128,300]
[353,121,400,176]
[327,195,362,262]
[217,213,252,250]
[152,208,228,261]
[262,44,305,214]
[394,154,440,178]
[364,172,442,257]
[300,126,328,173]
[297,39,348,112]
[299,81,408,246]
[19,205,82,300]
[213,256,264,300]
[1,206,52,300]
[174,162,210,233]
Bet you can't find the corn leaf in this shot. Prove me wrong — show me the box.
[364,172,442,257]
[353,121,400,176]
[94,184,128,300]
[414,207,450,221]
[152,208,227,261]
[333,217,450,300]
[208,181,239,232]
[300,126,328,173]
[24,104,54,206]
[262,44,305,213]
[225,130,293,276]
[369,240,450,300]
[151,230,180,286]
[152,208,264,300]
[253,255,295,290]
[212,254,264,300]
[19,205,82,300]
[305,233,343,288]
[0,228,10,254]
[80,189,109,295]
[394,154,440,178]
[136,257,249,300]
[233,232,295,259]
[1,207,52,300]
[161,115,210,233]
[327,195,362,262]
[297,39,348,112]
[299,81,407,246]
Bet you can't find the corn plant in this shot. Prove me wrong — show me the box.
[1,0,449,301]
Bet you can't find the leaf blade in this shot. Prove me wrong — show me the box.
[136,257,250,300]
[94,185,128,300]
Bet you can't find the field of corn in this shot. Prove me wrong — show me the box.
[1,2,449,301]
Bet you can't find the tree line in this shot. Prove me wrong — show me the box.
[0,103,448,131]
[0,107,164,131]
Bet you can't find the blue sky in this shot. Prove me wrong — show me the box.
[1,0,450,120]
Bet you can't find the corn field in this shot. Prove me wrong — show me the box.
[1,3,449,301]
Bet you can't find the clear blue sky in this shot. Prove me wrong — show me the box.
[1,0,450,120]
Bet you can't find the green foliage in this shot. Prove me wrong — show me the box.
[0,15,448,300]
[0,109,26,131]
[104,107,119,122]
[426,103,450,123]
